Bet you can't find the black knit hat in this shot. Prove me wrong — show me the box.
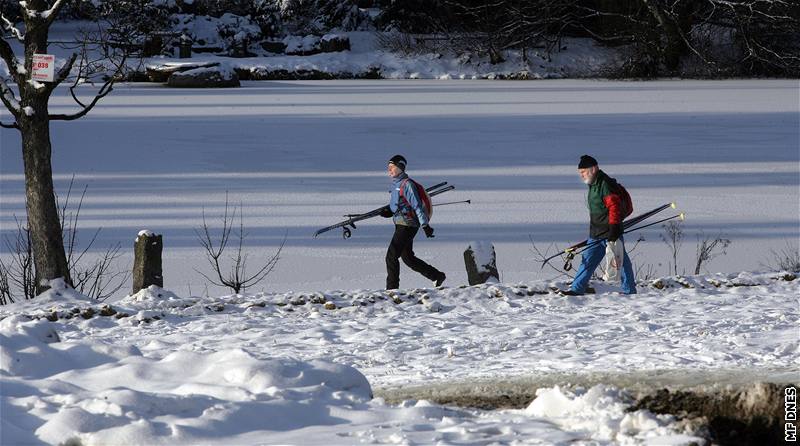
[388,154,407,170]
[578,155,598,169]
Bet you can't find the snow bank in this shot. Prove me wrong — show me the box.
[0,271,792,442]
[527,385,680,442]
[0,311,704,445]
[0,314,372,445]
[33,278,95,306]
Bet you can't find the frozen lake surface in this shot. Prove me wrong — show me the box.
[1,78,798,445]
[1,79,797,297]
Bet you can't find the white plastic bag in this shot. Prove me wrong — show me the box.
[603,240,624,282]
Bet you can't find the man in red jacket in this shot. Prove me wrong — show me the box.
[565,155,636,295]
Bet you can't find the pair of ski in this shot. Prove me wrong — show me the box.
[313,181,457,239]
[541,202,685,270]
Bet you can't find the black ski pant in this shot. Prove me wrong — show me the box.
[386,225,441,289]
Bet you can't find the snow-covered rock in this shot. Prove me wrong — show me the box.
[167,64,240,88]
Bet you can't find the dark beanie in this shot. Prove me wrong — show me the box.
[389,154,407,170]
[578,155,598,169]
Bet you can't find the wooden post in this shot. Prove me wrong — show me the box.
[464,241,499,285]
[132,230,163,293]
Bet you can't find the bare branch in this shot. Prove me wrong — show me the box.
[0,77,20,121]
[529,235,573,280]
[48,79,115,121]
[694,231,731,274]
[195,195,285,294]
[43,0,69,27]
[0,38,21,84]
[1,216,35,301]
[50,52,78,89]
[1,13,24,41]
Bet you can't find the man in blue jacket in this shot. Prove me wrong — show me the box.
[381,155,446,289]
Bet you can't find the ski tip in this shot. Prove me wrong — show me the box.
[671,202,677,209]
[679,213,686,221]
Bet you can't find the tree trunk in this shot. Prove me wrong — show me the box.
[17,5,72,293]
[20,110,72,293]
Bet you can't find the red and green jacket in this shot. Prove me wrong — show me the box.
[586,170,625,238]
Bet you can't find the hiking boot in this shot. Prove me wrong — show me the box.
[433,272,446,287]
[558,289,582,296]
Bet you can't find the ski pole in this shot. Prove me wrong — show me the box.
[429,185,455,197]
[427,181,448,191]
[540,202,676,267]
[623,202,676,230]
[571,213,686,257]
[433,200,471,207]
[559,213,685,272]
[622,212,685,235]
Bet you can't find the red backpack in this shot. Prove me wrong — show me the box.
[399,178,433,222]
[615,182,634,218]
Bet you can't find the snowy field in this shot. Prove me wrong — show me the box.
[1,272,797,445]
[1,80,798,445]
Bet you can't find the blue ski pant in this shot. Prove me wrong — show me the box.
[570,237,637,295]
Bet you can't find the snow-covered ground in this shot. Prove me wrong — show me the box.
[2,271,796,445]
[0,77,798,444]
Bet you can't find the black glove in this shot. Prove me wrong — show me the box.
[380,207,393,218]
[607,223,623,242]
[422,224,434,238]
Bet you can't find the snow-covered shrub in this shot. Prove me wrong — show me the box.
[172,13,263,53]
[216,13,264,53]
[278,0,371,35]
[251,1,284,37]
[763,242,800,273]
[283,34,321,55]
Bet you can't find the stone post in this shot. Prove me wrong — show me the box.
[133,230,163,293]
[464,241,499,285]
[179,34,192,58]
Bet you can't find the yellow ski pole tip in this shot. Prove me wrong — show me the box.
[679,213,686,220]
[671,202,677,209]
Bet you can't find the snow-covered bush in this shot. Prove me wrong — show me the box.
[172,13,262,52]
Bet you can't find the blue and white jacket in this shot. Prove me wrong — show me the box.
[389,173,429,227]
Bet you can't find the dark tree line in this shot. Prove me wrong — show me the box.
[380,0,799,77]
[4,1,793,75]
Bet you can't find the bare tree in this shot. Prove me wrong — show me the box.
[195,196,286,295]
[0,262,11,305]
[0,1,138,294]
[762,241,800,273]
[56,177,128,300]
[529,236,574,280]
[410,0,576,65]
[577,0,799,76]
[693,232,731,274]
[0,178,128,303]
[660,220,683,275]
[0,217,35,303]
